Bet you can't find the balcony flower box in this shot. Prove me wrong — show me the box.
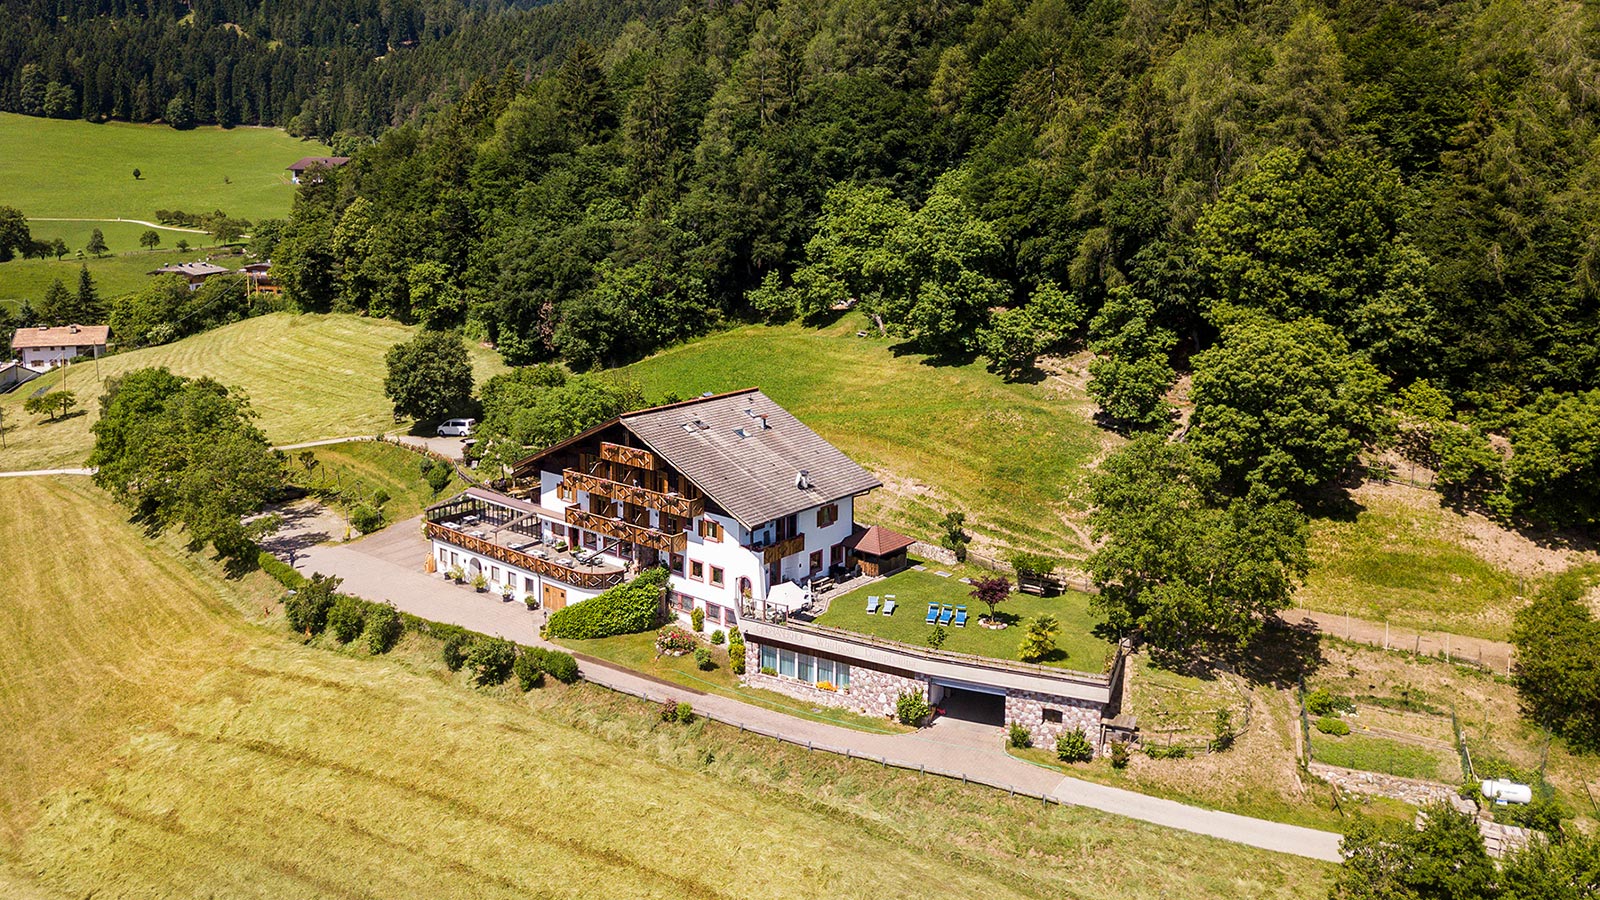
[816,681,837,692]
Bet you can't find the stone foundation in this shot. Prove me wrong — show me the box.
[1004,689,1101,753]
[743,641,927,719]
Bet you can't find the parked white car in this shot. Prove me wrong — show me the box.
[437,418,476,437]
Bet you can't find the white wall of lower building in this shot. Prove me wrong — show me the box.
[19,345,99,368]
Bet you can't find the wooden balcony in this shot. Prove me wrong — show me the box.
[564,507,688,554]
[600,441,657,470]
[427,522,626,590]
[753,535,806,566]
[562,469,704,518]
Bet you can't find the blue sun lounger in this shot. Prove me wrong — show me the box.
[882,597,897,615]
[952,606,968,628]
[925,603,939,624]
[866,595,880,614]
[938,604,954,626]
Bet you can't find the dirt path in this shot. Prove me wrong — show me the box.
[30,216,209,234]
[1284,609,1515,674]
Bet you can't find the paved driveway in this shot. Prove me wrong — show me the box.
[286,518,1345,863]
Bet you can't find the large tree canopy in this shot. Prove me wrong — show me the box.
[1511,575,1600,752]
[382,331,474,425]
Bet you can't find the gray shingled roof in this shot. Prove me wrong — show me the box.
[620,389,881,528]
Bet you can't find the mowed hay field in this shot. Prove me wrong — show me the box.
[0,477,1332,899]
[0,313,506,472]
[0,243,227,304]
[620,314,1114,557]
[0,112,324,223]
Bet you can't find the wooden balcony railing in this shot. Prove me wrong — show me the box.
[564,507,688,554]
[562,469,704,518]
[427,522,626,590]
[751,534,806,566]
[600,441,657,470]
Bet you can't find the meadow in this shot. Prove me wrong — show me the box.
[0,475,1334,898]
[300,439,468,522]
[0,243,226,304]
[621,315,1113,557]
[0,313,506,472]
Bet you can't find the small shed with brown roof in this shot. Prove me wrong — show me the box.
[844,524,916,577]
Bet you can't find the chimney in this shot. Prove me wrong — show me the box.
[757,414,770,429]
[796,470,811,490]
[69,325,79,334]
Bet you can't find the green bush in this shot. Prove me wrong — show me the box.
[284,573,340,636]
[371,488,391,508]
[691,606,705,632]
[442,632,470,671]
[258,550,307,589]
[674,701,694,723]
[1306,688,1356,717]
[514,648,546,690]
[710,629,725,645]
[1109,742,1130,769]
[760,665,777,676]
[1145,743,1190,760]
[727,628,745,675]
[1210,708,1236,752]
[1008,723,1033,749]
[896,692,931,726]
[466,637,516,686]
[363,604,402,654]
[1055,729,1094,762]
[546,568,668,639]
[694,647,714,670]
[1315,715,1351,736]
[425,463,453,494]
[541,649,579,683]
[1008,551,1058,577]
[660,698,679,721]
[926,624,947,649]
[350,503,384,535]
[470,572,489,591]
[327,594,366,643]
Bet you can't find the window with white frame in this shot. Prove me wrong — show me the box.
[761,646,849,689]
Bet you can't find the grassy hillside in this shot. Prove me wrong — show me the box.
[620,314,1114,557]
[0,113,325,223]
[0,476,1332,898]
[301,439,468,521]
[0,243,228,304]
[0,313,506,471]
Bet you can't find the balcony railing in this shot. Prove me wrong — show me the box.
[427,522,626,590]
[564,507,688,554]
[563,469,704,518]
[599,441,657,470]
[750,534,806,566]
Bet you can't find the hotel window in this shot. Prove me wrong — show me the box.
[797,654,814,683]
[809,550,823,572]
[722,605,737,625]
[490,566,500,583]
[816,658,834,686]
[816,503,839,528]
[709,566,725,587]
[556,481,571,501]
[690,560,705,581]
[835,662,850,688]
[698,519,722,542]
[675,592,694,612]
[583,531,598,549]
[778,649,797,678]
[760,645,777,672]
[705,602,723,624]
[1043,709,1063,724]
[670,552,686,575]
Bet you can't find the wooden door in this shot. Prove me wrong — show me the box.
[545,585,567,612]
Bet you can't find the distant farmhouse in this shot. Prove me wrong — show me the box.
[286,156,350,184]
[10,324,109,369]
[427,388,1122,748]
[149,261,231,290]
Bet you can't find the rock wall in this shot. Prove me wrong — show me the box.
[1004,689,1101,753]
[742,641,927,719]
[1308,761,1465,808]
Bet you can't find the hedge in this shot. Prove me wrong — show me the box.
[258,550,307,590]
[546,568,668,639]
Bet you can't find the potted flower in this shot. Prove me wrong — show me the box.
[524,595,538,611]
[817,680,836,692]
[447,564,465,584]
[471,572,489,593]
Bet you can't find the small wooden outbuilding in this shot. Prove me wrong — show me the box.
[844,525,915,577]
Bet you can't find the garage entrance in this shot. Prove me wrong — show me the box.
[932,681,1005,727]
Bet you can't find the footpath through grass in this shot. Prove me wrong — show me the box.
[813,568,1116,672]
[0,313,506,472]
[0,476,1332,899]
[620,314,1112,557]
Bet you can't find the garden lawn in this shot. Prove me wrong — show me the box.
[1309,731,1458,782]
[1298,485,1523,639]
[619,313,1112,557]
[0,112,325,223]
[0,476,1333,899]
[812,568,1115,672]
[301,439,468,522]
[554,630,909,733]
[0,312,506,472]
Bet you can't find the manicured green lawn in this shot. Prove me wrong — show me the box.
[619,313,1114,557]
[553,629,910,733]
[1310,730,1458,782]
[0,112,325,222]
[813,568,1116,672]
[299,439,467,522]
[0,312,506,471]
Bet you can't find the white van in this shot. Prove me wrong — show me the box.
[437,418,476,437]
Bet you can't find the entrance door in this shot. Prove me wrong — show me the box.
[545,585,568,612]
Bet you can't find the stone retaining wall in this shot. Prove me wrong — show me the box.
[1308,761,1463,807]
[742,642,928,720]
[1004,689,1101,752]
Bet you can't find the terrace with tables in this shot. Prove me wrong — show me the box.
[426,487,626,591]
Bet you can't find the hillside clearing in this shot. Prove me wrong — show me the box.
[0,313,506,472]
[0,243,230,304]
[0,476,1331,899]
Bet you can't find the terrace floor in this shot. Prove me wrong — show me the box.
[813,568,1117,673]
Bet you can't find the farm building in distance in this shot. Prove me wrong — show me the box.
[286,156,350,183]
[427,388,1123,748]
[149,261,231,289]
[9,324,109,369]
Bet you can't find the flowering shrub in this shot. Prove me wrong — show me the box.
[655,625,698,655]
[816,680,836,692]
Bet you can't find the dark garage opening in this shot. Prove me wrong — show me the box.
[935,685,1005,726]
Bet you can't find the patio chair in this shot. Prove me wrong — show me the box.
[925,603,939,624]
[865,595,880,614]
[938,604,954,626]
[952,606,968,628]
[882,598,897,615]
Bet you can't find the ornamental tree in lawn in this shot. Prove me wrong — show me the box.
[383,330,474,425]
[969,576,1012,624]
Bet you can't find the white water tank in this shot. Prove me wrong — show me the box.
[1481,778,1533,805]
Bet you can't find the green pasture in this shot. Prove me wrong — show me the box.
[0,243,226,305]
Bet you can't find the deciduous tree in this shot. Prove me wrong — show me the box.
[382,330,474,425]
